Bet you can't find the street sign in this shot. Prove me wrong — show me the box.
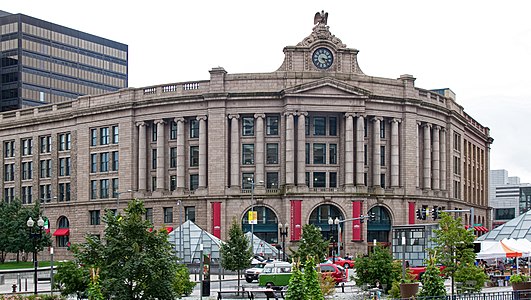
[248,211,257,225]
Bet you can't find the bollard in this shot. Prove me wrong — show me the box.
[341,282,345,293]
[12,283,17,293]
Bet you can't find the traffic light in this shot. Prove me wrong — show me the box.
[369,212,376,221]
[416,209,421,220]
[416,208,427,220]
[432,207,438,220]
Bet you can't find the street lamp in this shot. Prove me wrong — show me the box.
[176,199,183,261]
[115,189,133,211]
[328,217,339,263]
[27,216,45,295]
[278,222,289,261]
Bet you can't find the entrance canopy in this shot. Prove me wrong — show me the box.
[245,232,282,259]
[168,220,223,264]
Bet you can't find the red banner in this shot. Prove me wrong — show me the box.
[408,202,416,224]
[211,202,221,238]
[290,200,302,240]
[352,201,362,241]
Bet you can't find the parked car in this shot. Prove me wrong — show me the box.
[319,263,347,284]
[409,265,446,281]
[258,261,293,287]
[327,256,355,269]
[245,259,269,283]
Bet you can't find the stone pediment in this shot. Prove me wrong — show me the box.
[282,77,371,98]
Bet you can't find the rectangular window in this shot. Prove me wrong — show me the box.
[266,172,279,189]
[22,162,33,180]
[170,175,177,191]
[266,143,278,164]
[305,118,310,136]
[313,172,326,188]
[39,184,51,202]
[364,118,368,138]
[90,210,100,225]
[242,117,255,136]
[380,174,386,188]
[305,172,310,187]
[4,187,14,203]
[266,116,279,136]
[453,180,460,199]
[190,119,199,138]
[305,143,310,164]
[100,127,109,145]
[40,159,51,178]
[152,149,157,169]
[185,206,196,222]
[454,133,461,151]
[100,152,109,172]
[329,117,337,136]
[190,174,199,190]
[22,138,32,155]
[313,143,326,164]
[90,180,97,199]
[152,176,157,191]
[40,136,51,153]
[91,154,97,173]
[380,146,386,166]
[112,151,119,171]
[453,156,461,175]
[313,117,326,135]
[112,126,119,144]
[495,208,515,220]
[190,146,199,167]
[329,144,337,164]
[164,207,173,223]
[364,145,368,165]
[59,158,66,176]
[4,140,14,157]
[112,178,119,198]
[242,144,255,165]
[91,129,97,146]
[170,121,177,140]
[242,173,254,189]
[152,124,157,142]
[100,179,109,199]
[329,172,337,188]
[145,208,153,223]
[380,121,386,138]
[170,147,177,168]
[4,164,14,181]
[58,133,71,151]
[22,186,32,204]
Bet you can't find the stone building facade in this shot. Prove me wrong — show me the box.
[0,14,492,259]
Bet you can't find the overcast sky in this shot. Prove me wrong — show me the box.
[4,1,531,183]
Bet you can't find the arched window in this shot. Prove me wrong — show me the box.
[309,204,344,242]
[242,206,278,244]
[367,206,391,244]
[54,216,70,247]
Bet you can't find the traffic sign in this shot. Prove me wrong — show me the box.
[248,211,257,224]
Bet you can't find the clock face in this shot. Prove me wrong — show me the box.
[312,47,334,69]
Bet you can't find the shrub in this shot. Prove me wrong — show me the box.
[510,273,530,283]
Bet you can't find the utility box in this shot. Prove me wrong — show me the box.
[392,223,439,267]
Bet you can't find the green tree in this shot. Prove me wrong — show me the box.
[454,262,488,293]
[174,263,196,297]
[304,256,324,300]
[220,218,253,290]
[431,212,477,295]
[55,200,190,300]
[290,224,328,265]
[418,252,446,297]
[285,260,306,300]
[354,246,401,292]
[53,260,90,299]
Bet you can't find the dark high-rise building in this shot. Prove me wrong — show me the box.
[0,10,128,111]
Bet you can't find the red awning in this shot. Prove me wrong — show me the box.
[165,226,173,233]
[465,225,489,232]
[53,228,70,236]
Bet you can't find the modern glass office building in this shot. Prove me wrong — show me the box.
[0,10,128,111]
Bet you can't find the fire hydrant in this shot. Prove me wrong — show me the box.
[12,283,17,293]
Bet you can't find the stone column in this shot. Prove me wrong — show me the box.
[391,118,400,187]
[423,123,432,189]
[229,114,240,188]
[285,112,295,186]
[344,113,355,187]
[175,118,186,190]
[372,117,382,187]
[440,128,447,191]
[137,121,147,192]
[155,119,166,191]
[356,115,365,186]
[255,113,265,187]
[297,112,307,187]
[197,115,208,189]
[416,122,421,188]
[432,125,440,190]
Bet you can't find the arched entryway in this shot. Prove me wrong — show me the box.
[53,216,70,248]
[309,204,345,257]
[241,206,279,244]
[367,206,391,251]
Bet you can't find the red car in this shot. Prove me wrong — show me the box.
[327,256,355,269]
[409,265,446,280]
[319,263,347,284]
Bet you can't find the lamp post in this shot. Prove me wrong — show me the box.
[27,216,44,295]
[278,222,289,261]
[176,199,183,261]
[116,189,133,212]
[328,217,338,263]
[248,178,263,255]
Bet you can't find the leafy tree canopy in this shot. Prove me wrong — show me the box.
[220,218,253,289]
[290,224,328,265]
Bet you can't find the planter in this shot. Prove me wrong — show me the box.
[400,282,419,299]
[512,281,531,291]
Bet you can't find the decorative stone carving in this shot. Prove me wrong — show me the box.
[297,12,346,48]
